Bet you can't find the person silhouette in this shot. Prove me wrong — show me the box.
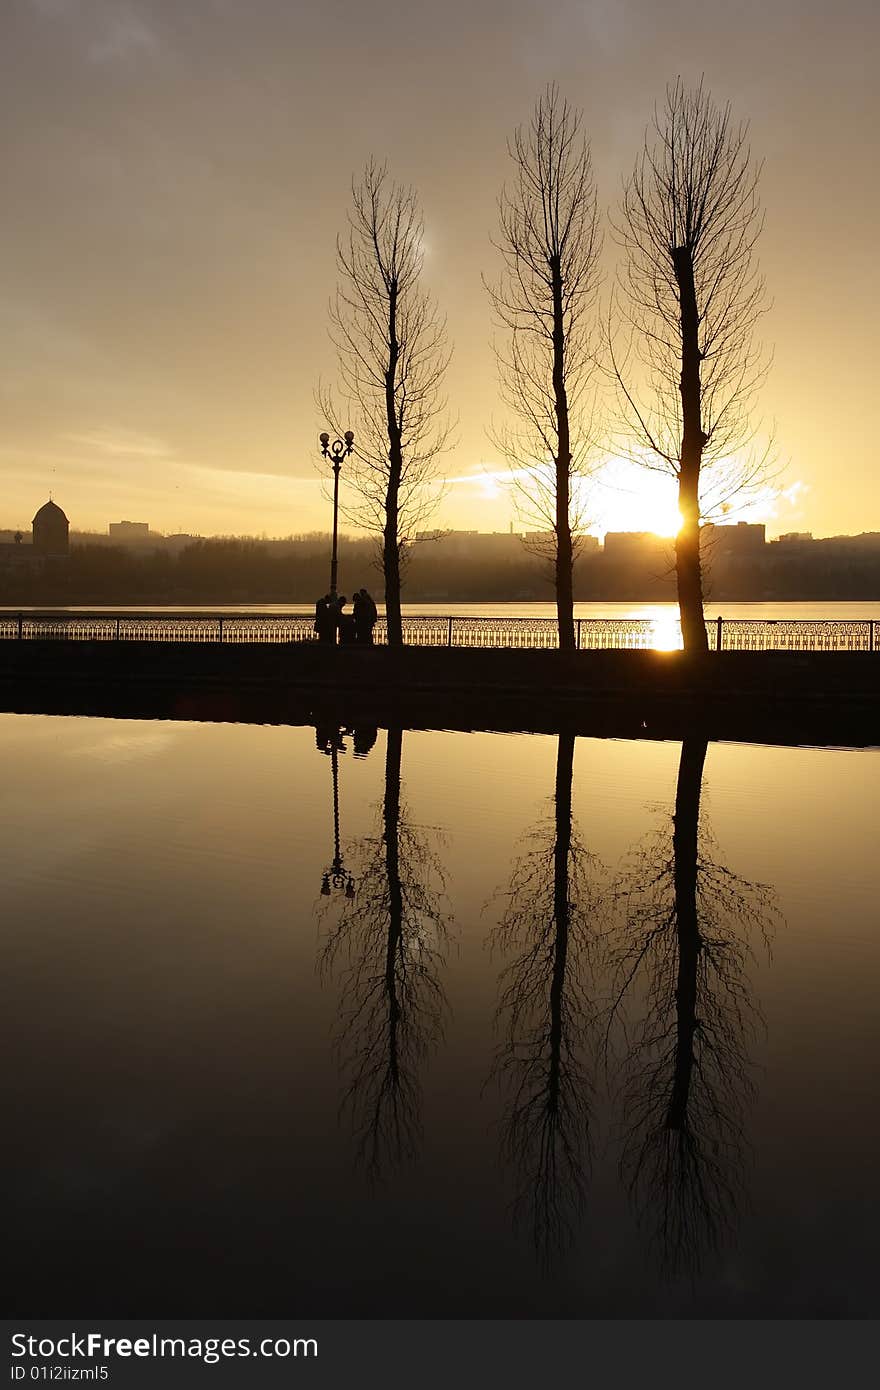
[336,596,356,645]
[315,724,348,753]
[352,726,378,758]
[353,588,378,644]
[314,593,335,644]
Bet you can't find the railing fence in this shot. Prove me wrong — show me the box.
[1,613,877,652]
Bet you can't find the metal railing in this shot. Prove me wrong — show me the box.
[0,612,877,651]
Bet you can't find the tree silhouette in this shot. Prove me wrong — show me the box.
[605,737,779,1274]
[610,79,770,653]
[488,85,602,651]
[321,161,452,647]
[488,733,606,1264]
[319,728,450,1175]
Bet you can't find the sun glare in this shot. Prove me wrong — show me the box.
[651,613,684,651]
[584,460,683,540]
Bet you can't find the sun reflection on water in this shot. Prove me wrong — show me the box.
[650,614,684,651]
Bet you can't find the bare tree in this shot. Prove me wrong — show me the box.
[322,161,451,647]
[488,85,602,651]
[319,728,450,1175]
[604,738,780,1274]
[487,734,606,1264]
[610,79,769,653]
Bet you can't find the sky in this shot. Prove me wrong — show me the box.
[0,0,877,540]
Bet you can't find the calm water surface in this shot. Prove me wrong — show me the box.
[3,715,879,1316]
[7,601,880,620]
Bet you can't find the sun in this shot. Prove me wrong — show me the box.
[576,459,683,539]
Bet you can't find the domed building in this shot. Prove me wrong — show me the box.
[32,499,69,556]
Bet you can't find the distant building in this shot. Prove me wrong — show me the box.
[109,520,150,541]
[0,529,38,571]
[602,531,672,559]
[425,530,530,559]
[32,499,69,556]
[0,499,69,570]
[521,530,599,553]
[163,533,198,553]
[704,521,766,555]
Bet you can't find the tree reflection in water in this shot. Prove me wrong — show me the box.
[320,727,450,1176]
[488,733,605,1265]
[607,736,780,1275]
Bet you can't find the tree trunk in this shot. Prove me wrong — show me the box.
[383,726,403,1085]
[547,733,575,1111]
[666,735,708,1131]
[384,281,404,648]
[551,258,576,652]
[383,509,402,648]
[672,246,709,656]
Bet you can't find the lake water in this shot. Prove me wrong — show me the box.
[7,601,880,620]
[4,715,879,1317]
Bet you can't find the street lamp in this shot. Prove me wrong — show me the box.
[319,430,354,597]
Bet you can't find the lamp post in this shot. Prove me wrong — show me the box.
[319,430,354,597]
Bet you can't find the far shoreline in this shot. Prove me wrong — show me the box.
[3,598,880,617]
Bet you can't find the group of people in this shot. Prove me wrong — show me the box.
[315,724,378,759]
[314,588,378,645]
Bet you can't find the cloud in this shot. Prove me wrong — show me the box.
[712,477,810,527]
[28,0,76,14]
[29,0,162,65]
[87,4,160,64]
[65,429,173,460]
[781,479,810,505]
[442,465,533,486]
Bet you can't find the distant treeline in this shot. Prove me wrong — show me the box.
[2,532,880,605]
[0,534,554,605]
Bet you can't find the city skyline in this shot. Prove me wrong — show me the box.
[0,502,849,545]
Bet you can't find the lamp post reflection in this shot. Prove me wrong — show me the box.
[317,725,355,901]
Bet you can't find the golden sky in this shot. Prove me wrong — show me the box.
[1,0,876,539]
